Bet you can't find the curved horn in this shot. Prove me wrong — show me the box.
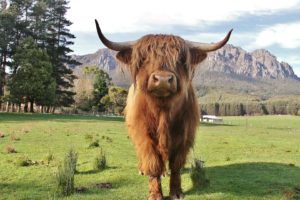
[95,19,136,51]
[186,29,233,52]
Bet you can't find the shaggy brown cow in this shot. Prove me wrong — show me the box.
[95,20,232,200]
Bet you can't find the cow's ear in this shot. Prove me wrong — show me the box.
[189,48,207,66]
[116,48,132,65]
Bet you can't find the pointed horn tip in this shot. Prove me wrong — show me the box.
[223,29,233,44]
[228,29,233,37]
[95,19,100,28]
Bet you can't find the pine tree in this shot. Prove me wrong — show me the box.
[29,0,48,47]
[46,0,79,109]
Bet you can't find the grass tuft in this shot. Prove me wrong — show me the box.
[5,144,17,153]
[93,148,107,171]
[190,158,210,188]
[0,131,4,138]
[55,148,78,197]
[88,139,100,148]
[84,134,93,141]
[21,128,30,134]
[10,133,20,141]
[44,152,55,165]
[281,188,296,200]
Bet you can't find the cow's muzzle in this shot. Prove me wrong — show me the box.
[147,71,177,97]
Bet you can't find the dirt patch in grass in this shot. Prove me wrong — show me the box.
[95,182,112,189]
[75,186,88,193]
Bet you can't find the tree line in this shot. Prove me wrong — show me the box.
[200,101,300,116]
[0,0,78,113]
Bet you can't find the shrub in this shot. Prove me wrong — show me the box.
[297,109,300,116]
[88,139,100,148]
[190,159,210,188]
[55,149,78,196]
[93,149,106,171]
[5,144,17,153]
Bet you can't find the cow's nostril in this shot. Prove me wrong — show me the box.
[168,75,173,83]
[153,75,159,82]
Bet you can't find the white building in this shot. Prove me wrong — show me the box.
[200,115,223,123]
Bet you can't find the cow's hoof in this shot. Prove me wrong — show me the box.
[161,170,168,177]
[170,192,184,200]
[138,170,145,176]
[148,192,163,200]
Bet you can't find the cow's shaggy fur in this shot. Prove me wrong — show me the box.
[120,35,202,199]
[95,22,231,199]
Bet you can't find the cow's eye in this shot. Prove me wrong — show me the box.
[178,54,187,65]
[138,56,147,67]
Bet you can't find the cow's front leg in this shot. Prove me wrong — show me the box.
[138,141,164,199]
[134,137,164,199]
[137,139,165,176]
[169,147,188,200]
[169,171,183,200]
[148,176,163,200]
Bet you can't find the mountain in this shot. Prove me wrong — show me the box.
[200,45,298,80]
[72,44,300,97]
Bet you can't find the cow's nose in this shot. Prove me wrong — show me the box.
[148,72,177,97]
[152,74,174,84]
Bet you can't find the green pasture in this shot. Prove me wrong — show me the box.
[0,113,299,199]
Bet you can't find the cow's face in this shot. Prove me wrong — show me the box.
[95,20,232,99]
[127,35,194,98]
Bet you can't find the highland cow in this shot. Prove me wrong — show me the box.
[95,19,232,200]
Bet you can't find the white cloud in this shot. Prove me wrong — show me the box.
[67,0,300,33]
[253,22,300,49]
[68,0,300,77]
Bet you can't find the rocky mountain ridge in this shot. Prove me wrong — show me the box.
[72,44,300,97]
[73,44,299,81]
[200,44,298,80]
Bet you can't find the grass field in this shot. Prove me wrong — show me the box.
[0,113,300,200]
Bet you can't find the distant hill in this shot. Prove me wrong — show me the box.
[72,44,300,99]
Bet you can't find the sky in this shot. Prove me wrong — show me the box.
[66,0,300,77]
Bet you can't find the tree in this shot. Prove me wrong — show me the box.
[1,0,78,112]
[0,8,16,109]
[93,69,112,111]
[101,86,128,114]
[46,0,79,108]
[29,0,48,47]
[73,66,94,112]
[9,37,55,112]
